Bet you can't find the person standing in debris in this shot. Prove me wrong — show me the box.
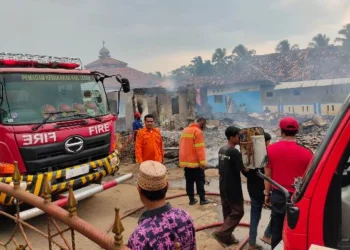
[179,117,210,205]
[127,161,196,250]
[212,126,244,247]
[132,112,143,163]
[135,114,164,164]
[264,117,313,249]
[242,132,273,249]
[132,112,143,132]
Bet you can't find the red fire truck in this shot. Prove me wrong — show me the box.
[260,94,350,249]
[0,53,130,211]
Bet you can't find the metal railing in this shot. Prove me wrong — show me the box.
[0,162,128,250]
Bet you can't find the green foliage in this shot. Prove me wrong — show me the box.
[275,40,299,53]
[335,23,350,51]
[309,34,330,48]
[168,23,350,78]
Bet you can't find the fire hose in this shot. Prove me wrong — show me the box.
[107,192,271,249]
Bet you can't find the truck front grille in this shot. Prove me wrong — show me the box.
[19,133,111,173]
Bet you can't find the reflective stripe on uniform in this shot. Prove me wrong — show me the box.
[194,143,205,148]
[181,133,195,138]
[179,162,200,167]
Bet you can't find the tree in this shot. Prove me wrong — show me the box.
[171,65,191,77]
[276,40,290,53]
[335,23,350,50]
[170,56,215,77]
[276,40,299,53]
[291,44,300,50]
[155,71,163,78]
[308,34,330,48]
[212,48,232,73]
[232,44,256,61]
[188,56,215,76]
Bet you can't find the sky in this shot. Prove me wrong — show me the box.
[2,0,350,75]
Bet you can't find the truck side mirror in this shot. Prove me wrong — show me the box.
[286,202,300,229]
[120,78,130,93]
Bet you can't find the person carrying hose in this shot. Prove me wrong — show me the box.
[212,126,245,247]
[242,132,273,249]
[179,117,210,206]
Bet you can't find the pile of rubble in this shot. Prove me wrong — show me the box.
[116,132,135,162]
[297,116,331,151]
[117,114,333,163]
[269,115,332,151]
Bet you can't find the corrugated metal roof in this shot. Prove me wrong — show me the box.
[275,78,350,90]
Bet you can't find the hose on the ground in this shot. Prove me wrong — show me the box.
[107,192,265,249]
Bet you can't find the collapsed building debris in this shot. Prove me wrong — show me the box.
[126,85,198,131]
[297,116,331,151]
[117,113,333,164]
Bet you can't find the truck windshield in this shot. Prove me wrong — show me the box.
[0,73,109,125]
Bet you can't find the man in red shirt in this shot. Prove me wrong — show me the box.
[264,116,313,249]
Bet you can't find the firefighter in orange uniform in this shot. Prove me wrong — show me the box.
[179,117,210,205]
[135,114,164,164]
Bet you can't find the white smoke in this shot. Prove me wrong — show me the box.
[159,78,178,91]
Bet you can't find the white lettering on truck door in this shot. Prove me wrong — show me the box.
[89,124,110,136]
[22,132,57,146]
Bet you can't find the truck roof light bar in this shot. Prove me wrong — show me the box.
[0,52,81,69]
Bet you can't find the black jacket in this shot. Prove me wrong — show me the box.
[242,168,265,203]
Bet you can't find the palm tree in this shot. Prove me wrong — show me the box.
[276,40,299,53]
[232,44,256,61]
[308,34,330,48]
[276,40,290,53]
[212,48,232,73]
[335,23,350,50]
[212,48,227,64]
[188,56,215,76]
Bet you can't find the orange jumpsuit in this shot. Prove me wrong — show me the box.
[135,127,164,164]
[179,123,206,168]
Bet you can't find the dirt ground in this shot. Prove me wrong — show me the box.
[0,163,282,250]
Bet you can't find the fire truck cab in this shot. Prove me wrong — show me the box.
[262,95,350,250]
[0,53,130,207]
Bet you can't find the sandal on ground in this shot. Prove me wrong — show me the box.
[260,236,271,245]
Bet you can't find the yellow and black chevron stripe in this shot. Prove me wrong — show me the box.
[0,152,120,206]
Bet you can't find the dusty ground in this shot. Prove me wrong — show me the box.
[0,163,282,250]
